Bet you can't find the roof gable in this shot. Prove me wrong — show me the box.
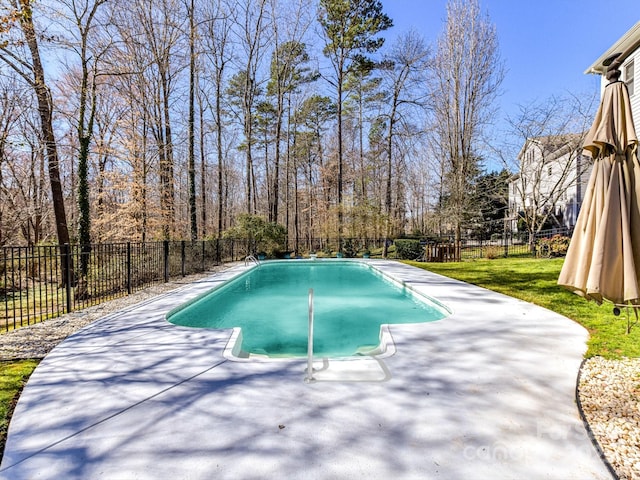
[517,134,583,161]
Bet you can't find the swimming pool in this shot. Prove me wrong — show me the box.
[167,260,450,358]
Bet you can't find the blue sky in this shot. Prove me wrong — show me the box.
[383,0,638,141]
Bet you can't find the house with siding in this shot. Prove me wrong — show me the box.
[508,21,640,235]
[507,134,589,233]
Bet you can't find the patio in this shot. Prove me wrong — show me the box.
[0,260,612,479]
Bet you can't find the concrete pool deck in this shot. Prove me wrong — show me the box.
[0,260,612,479]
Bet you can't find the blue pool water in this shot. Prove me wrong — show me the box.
[167,261,449,357]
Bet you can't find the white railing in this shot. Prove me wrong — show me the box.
[304,288,315,383]
[244,255,260,267]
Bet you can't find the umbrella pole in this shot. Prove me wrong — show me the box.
[626,307,630,335]
[613,304,639,334]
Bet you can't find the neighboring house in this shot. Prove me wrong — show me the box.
[508,134,590,234]
[508,21,640,236]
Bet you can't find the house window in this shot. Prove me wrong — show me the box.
[625,60,635,96]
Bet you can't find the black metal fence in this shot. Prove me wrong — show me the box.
[422,228,571,262]
[1,231,568,331]
[0,239,252,331]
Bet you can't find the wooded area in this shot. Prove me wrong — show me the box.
[0,0,507,251]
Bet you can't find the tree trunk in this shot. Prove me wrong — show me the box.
[216,79,224,236]
[337,73,343,244]
[19,0,72,281]
[160,70,175,239]
[199,88,207,238]
[187,0,197,240]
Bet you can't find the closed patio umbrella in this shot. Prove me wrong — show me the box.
[558,75,640,310]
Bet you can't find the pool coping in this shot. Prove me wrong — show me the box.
[0,260,613,480]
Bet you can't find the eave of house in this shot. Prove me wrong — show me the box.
[585,20,640,75]
[516,134,583,163]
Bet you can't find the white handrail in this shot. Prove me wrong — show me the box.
[304,288,315,383]
[244,255,260,267]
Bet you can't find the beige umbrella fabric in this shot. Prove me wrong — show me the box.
[558,80,640,305]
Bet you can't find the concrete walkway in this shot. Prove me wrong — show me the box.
[0,260,612,479]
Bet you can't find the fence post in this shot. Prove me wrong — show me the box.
[503,231,508,258]
[63,244,72,313]
[163,240,169,283]
[181,240,186,277]
[126,242,132,294]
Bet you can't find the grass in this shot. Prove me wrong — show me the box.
[0,360,38,457]
[406,257,640,359]
[0,284,67,331]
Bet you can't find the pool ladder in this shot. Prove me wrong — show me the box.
[305,288,315,383]
[244,255,260,267]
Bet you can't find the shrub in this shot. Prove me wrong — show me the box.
[484,245,504,259]
[342,239,357,258]
[222,214,286,256]
[394,239,423,260]
[537,235,570,257]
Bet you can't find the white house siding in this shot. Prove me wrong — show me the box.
[567,154,592,228]
[626,50,640,128]
[599,49,640,126]
[507,136,589,234]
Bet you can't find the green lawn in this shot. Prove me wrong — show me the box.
[406,257,640,359]
[0,359,38,457]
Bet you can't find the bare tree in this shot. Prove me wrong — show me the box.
[0,78,20,246]
[106,0,179,241]
[267,40,315,223]
[4,109,51,245]
[112,60,152,241]
[0,0,72,279]
[379,29,430,256]
[0,0,70,248]
[265,0,315,227]
[232,0,269,215]
[0,0,519,250]
[429,0,503,253]
[0,78,47,246]
[185,0,197,240]
[91,99,121,238]
[294,93,335,247]
[404,137,438,236]
[343,61,382,206]
[501,93,596,251]
[201,0,234,236]
[53,0,110,296]
[130,0,184,240]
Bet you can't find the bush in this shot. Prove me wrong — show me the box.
[394,239,423,260]
[342,239,357,258]
[222,214,287,256]
[537,235,570,257]
[484,245,504,259]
